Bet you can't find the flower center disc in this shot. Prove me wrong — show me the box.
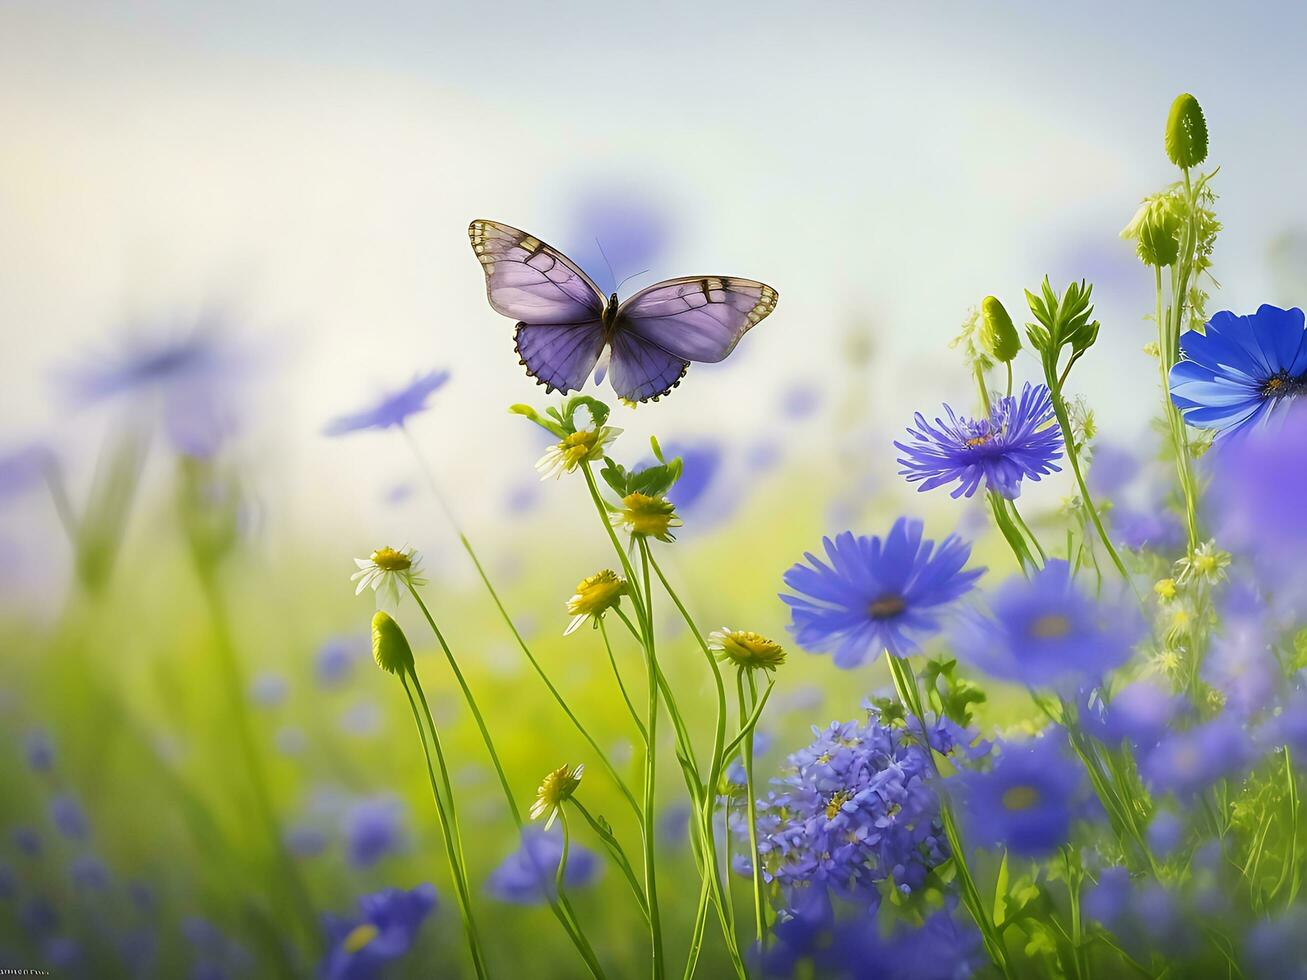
[1001,785,1041,812]
[868,594,907,619]
[1028,613,1072,639]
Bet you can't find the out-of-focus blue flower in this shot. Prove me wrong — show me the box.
[781,383,822,421]
[250,672,288,708]
[0,445,53,501]
[184,917,253,980]
[0,863,14,899]
[49,795,88,840]
[726,731,772,786]
[287,825,329,859]
[342,797,406,868]
[339,700,383,738]
[751,707,954,907]
[320,884,437,980]
[1146,809,1185,857]
[1081,681,1182,751]
[1142,716,1251,797]
[316,636,364,689]
[782,518,982,667]
[1084,865,1131,929]
[69,854,110,892]
[1203,615,1276,718]
[485,827,601,905]
[895,384,1063,499]
[276,726,307,756]
[21,897,58,936]
[657,803,691,847]
[1113,506,1185,554]
[563,182,672,295]
[843,906,983,980]
[63,319,251,457]
[323,371,451,436]
[952,560,1141,692]
[1169,304,1307,437]
[1087,443,1139,497]
[1245,906,1307,980]
[23,730,54,773]
[12,826,41,857]
[956,732,1084,857]
[664,441,724,515]
[43,937,81,971]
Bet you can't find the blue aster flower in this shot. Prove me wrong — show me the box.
[485,827,601,905]
[23,730,54,773]
[1169,304,1307,437]
[1245,907,1307,980]
[1142,716,1251,798]
[323,371,451,436]
[750,708,955,907]
[319,884,437,980]
[782,518,983,667]
[955,732,1085,857]
[951,560,1142,692]
[48,795,88,841]
[895,383,1063,499]
[341,796,406,868]
[1080,680,1182,751]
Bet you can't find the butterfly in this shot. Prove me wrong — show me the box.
[469,219,778,402]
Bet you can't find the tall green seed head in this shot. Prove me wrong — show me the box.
[1165,93,1208,169]
[371,610,415,676]
[980,296,1021,363]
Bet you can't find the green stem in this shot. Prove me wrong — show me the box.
[738,669,767,947]
[636,542,668,980]
[1155,265,1200,553]
[570,799,650,921]
[399,672,490,978]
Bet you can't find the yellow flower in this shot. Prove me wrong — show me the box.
[530,764,584,830]
[1153,578,1178,602]
[535,427,621,479]
[564,570,627,636]
[352,546,426,605]
[709,628,787,672]
[614,493,681,541]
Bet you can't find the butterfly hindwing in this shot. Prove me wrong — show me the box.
[514,322,606,395]
[469,219,607,324]
[616,276,778,363]
[608,330,689,403]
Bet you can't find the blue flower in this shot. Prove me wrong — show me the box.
[750,707,955,907]
[315,636,364,688]
[319,884,437,980]
[955,732,1084,857]
[485,827,601,905]
[63,319,250,456]
[342,796,406,868]
[951,560,1141,692]
[1169,304,1307,437]
[895,384,1063,499]
[23,730,54,773]
[1113,507,1185,553]
[48,795,88,841]
[1245,906,1307,980]
[323,371,450,436]
[1142,716,1251,797]
[1080,680,1182,751]
[0,445,53,501]
[782,518,982,667]
[69,854,110,892]
[249,672,288,708]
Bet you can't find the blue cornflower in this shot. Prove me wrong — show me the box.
[320,884,437,980]
[69,854,110,893]
[951,560,1142,692]
[23,730,54,773]
[1142,716,1251,798]
[1169,304,1307,437]
[63,319,250,457]
[323,371,450,436]
[1245,907,1307,980]
[485,827,600,905]
[750,707,955,908]
[315,636,364,689]
[782,518,982,667]
[956,732,1084,857]
[48,795,88,841]
[342,796,406,868]
[1080,680,1182,751]
[895,383,1063,499]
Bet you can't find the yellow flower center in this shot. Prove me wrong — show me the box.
[567,570,626,617]
[535,765,583,810]
[343,923,380,954]
[868,594,907,619]
[1193,554,1217,573]
[370,547,412,572]
[619,493,680,540]
[1001,785,1040,811]
[715,630,786,671]
[1029,613,1071,639]
[963,434,993,448]
[826,790,852,820]
[1153,578,1177,601]
[559,430,601,468]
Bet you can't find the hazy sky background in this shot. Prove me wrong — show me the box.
[3,1,1306,573]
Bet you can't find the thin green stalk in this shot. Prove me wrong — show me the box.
[636,542,668,980]
[885,654,1013,979]
[1006,498,1047,565]
[570,798,650,921]
[738,669,767,948]
[599,617,648,743]
[199,576,319,953]
[403,427,641,819]
[1154,265,1200,552]
[399,673,489,979]
[988,491,1035,574]
[405,586,606,978]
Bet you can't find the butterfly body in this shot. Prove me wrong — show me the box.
[470,219,777,402]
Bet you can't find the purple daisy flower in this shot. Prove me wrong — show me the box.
[1169,304,1307,437]
[951,560,1142,692]
[956,732,1085,857]
[320,884,437,980]
[323,370,451,436]
[895,383,1063,499]
[781,518,983,667]
[485,827,601,905]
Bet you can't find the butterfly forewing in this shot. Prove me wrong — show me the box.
[469,219,607,324]
[616,276,778,363]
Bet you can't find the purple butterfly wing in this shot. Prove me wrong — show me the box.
[514,322,606,395]
[607,330,688,403]
[469,219,606,324]
[616,276,778,363]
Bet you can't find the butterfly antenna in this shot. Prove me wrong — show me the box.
[595,238,618,293]
[615,269,651,292]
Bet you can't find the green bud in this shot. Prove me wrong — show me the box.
[371,611,415,676]
[1165,93,1208,169]
[979,296,1021,362]
[1121,197,1180,267]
